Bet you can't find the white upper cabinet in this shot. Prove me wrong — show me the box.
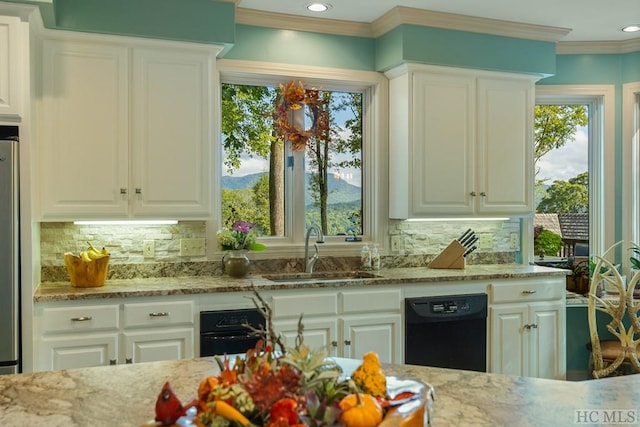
[387,64,538,219]
[38,36,220,220]
[39,40,130,218]
[130,48,213,217]
[0,15,23,117]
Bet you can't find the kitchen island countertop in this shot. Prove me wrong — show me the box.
[0,356,636,427]
[34,264,568,302]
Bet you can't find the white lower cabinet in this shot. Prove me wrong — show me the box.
[34,298,194,371]
[39,333,119,371]
[341,314,402,363]
[489,280,565,379]
[272,287,402,364]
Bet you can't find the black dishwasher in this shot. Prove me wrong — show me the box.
[404,294,487,372]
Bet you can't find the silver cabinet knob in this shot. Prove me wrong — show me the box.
[120,188,127,194]
[480,192,486,196]
[522,290,537,294]
[331,341,338,347]
[135,188,142,194]
[71,316,92,322]
[470,191,477,196]
[344,340,351,346]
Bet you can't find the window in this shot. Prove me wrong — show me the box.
[216,60,388,253]
[530,85,616,264]
[623,82,640,272]
[533,103,589,258]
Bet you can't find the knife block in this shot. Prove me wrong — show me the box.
[428,240,466,269]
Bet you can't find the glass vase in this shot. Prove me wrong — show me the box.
[223,250,250,278]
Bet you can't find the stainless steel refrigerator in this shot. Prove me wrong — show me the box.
[0,132,20,375]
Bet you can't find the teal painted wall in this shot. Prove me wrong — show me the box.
[622,52,640,82]
[538,54,623,85]
[376,24,556,75]
[13,0,236,44]
[225,25,376,71]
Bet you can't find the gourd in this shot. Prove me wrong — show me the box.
[339,392,383,427]
[351,352,387,398]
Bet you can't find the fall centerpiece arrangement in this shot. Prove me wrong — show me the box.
[147,290,434,427]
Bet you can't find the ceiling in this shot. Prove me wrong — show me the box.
[237,0,639,43]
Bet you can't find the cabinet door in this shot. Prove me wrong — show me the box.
[411,72,475,216]
[123,327,194,364]
[274,318,339,357]
[341,314,401,364]
[489,304,528,376]
[39,40,129,219]
[476,77,534,214]
[0,15,21,117]
[528,300,565,379]
[131,48,212,218]
[38,333,118,371]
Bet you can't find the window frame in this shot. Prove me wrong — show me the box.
[215,59,389,258]
[529,85,616,264]
[623,82,640,273]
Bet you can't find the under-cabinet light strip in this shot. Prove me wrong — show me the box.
[405,217,510,222]
[73,220,178,225]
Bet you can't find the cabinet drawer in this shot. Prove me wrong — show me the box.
[340,289,401,314]
[271,293,338,318]
[489,280,564,303]
[123,301,194,328]
[41,305,120,334]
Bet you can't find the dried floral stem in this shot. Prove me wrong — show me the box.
[247,283,286,354]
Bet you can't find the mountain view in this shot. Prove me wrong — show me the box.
[222,172,362,206]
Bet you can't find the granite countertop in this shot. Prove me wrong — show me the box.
[0,357,637,427]
[34,264,568,302]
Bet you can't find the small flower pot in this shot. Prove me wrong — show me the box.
[223,250,250,278]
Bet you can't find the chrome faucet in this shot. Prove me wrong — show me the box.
[304,225,325,273]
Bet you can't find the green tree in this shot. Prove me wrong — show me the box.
[537,172,588,213]
[534,105,588,177]
[306,91,362,235]
[221,84,284,236]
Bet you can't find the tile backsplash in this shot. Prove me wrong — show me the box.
[40,219,520,282]
[40,221,208,266]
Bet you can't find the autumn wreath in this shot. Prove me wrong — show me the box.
[273,81,329,151]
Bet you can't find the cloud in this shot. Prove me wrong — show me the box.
[537,126,588,182]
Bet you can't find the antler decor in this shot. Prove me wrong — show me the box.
[273,81,329,151]
[588,241,640,378]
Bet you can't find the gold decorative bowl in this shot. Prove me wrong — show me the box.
[64,253,110,287]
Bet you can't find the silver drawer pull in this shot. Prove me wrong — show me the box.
[149,312,169,317]
[71,316,92,322]
[521,290,537,294]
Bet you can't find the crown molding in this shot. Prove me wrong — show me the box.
[236,8,373,37]
[556,38,640,54]
[236,5,639,54]
[371,6,571,42]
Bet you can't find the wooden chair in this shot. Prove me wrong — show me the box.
[587,243,640,378]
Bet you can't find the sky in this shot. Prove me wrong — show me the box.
[536,126,588,183]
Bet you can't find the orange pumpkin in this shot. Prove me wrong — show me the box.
[339,393,383,427]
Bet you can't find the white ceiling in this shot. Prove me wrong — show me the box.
[237,0,640,43]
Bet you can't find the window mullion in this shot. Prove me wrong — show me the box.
[290,108,306,244]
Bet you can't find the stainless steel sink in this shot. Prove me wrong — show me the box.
[262,271,382,283]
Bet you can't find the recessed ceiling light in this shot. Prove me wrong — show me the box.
[622,24,640,33]
[307,3,331,13]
